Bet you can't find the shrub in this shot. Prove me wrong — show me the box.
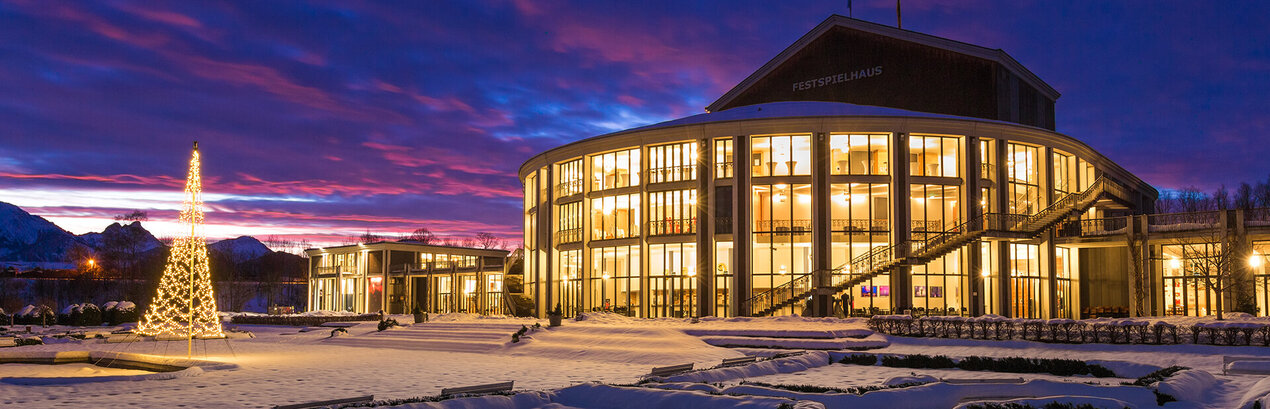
[329,327,348,337]
[881,354,955,369]
[79,303,102,326]
[16,336,43,346]
[963,402,1104,409]
[231,314,380,326]
[107,301,138,325]
[954,356,1115,378]
[838,354,878,365]
[742,381,931,395]
[377,318,400,331]
[58,304,82,326]
[32,305,56,325]
[1128,365,1189,387]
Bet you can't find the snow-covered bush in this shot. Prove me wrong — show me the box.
[377,318,400,331]
[18,305,56,325]
[79,303,102,326]
[58,304,82,325]
[105,301,139,325]
[16,336,43,346]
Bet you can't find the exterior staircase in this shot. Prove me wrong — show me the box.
[745,177,1128,316]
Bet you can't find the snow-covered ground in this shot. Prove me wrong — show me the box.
[0,313,1266,408]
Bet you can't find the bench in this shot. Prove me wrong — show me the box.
[0,337,14,347]
[942,377,1026,384]
[106,333,141,343]
[648,363,694,377]
[441,381,514,396]
[1223,355,1270,375]
[272,395,373,409]
[720,356,759,367]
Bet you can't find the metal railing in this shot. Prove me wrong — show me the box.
[647,218,697,236]
[747,272,814,316]
[831,218,889,232]
[313,266,347,275]
[981,163,995,180]
[1148,211,1220,232]
[755,219,812,233]
[715,216,733,235]
[554,180,583,197]
[646,165,697,184]
[555,228,583,244]
[715,162,734,179]
[1056,217,1128,238]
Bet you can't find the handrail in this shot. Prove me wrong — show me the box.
[746,272,814,316]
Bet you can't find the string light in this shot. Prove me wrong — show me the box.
[136,142,224,355]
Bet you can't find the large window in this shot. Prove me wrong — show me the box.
[751,135,812,177]
[910,184,961,240]
[829,133,889,175]
[980,138,995,181]
[557,250,582,317]
[912,250,966,316]
[590,148,640,191]
[557,159,583,196]
[751,183,813,315]
[648,142,697,183]
[910,135,959,177]
[1162,243,1221,317]
[714,138,734,179]
[649,242,697,318]
[829,183,889,291]
[1053,151,1074,196]
[1007,143,1042,214]
[1253,242,1270,317]
[1055,246,1078,319]
[1009,243,1045,318]
[714,241,733,317]
[591,245,640,316]
[648,189,697,236]
[590,194,640,240]
[557,201,582,244]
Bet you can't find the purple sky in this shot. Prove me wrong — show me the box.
[1,1,1268,247]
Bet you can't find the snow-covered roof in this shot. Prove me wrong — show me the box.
[628,101,1024,133]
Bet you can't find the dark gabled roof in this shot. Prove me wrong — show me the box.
[706,15,1059,113]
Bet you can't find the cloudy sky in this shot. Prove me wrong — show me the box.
[1,1,1267,247]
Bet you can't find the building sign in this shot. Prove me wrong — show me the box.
[791,66,883,92]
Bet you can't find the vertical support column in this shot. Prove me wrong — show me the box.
[639,146,650,319]
[733,134,752,316]
[891,132,913,314]
[995,139,1011,317]
[812,132,832,317]
[964,136,983,316]
[697,137,713,318]
[1043,148,1057,318]
[539,167,554,317]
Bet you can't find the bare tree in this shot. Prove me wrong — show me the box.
[1213,185,1231,210]
[1255,177,1270,208]
[474,232,502,249]
[1170,225,1243,320]
[403,227,437,244]
[1235,183,1254,210]
[114,210,148,222]
[1176,187,1208,212]
[359,230,382,244]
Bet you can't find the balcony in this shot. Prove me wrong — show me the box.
[555,228,583,244]
[647,218,697,236]
[831,218,889,233]
[554,180,583,198]
[715,216,733,235]
[646,165,697,184]
[1148,211,1220,233]
[1056,217,1128,238]
[754,219,812,234]
[980,163,995,180]
[715,162,733,179]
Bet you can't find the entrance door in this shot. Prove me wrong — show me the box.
[436,276,453,313]
[460,275,478,313]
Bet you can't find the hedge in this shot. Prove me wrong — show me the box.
[230,314,381,326]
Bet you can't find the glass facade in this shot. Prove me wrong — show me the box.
[520,122,1146,319]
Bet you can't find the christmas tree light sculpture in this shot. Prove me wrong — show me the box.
[137,142,224,354]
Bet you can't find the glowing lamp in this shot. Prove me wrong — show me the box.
[1252,253,1264,268]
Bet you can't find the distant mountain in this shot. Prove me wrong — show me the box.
[0,201,83,262]
[79,221,165,254]
[209,236,271,262]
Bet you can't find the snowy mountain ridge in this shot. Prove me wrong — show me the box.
[208,236,271,262]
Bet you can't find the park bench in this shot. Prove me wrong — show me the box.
[105,333,141,343]
[1223,355,1270,375]
[273,395,373,409]
[441,381,514,396]
[648,363,694,377]
[719,356,758,367]
[942,377,1026,384]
